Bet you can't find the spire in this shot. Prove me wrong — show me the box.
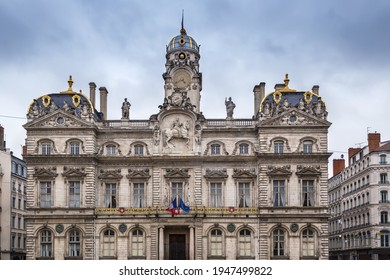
[68,75,74,91]
[280,73,296,92]
[180,9,186,35]
[60,75,77,94]
[284,73,289,87]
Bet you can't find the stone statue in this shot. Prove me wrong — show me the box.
[28,99,40,118]
[121,98,131,120]
[225,97,236,119]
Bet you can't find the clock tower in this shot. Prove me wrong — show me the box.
[163,20,202,113]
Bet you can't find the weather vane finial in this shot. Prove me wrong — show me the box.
[180,9,186,35]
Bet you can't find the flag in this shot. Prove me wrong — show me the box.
[179,198,190,213]
[166,197,180,215]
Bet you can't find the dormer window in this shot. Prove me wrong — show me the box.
[274,141,284,154]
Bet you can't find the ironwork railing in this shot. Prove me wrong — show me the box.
[95,206,258,216]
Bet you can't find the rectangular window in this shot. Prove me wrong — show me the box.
[273,180,285,207]
[239,144,249,155]
[238,182,250,207]
[40,181,52,208]
[302,180,315,207]
[274,141,284,154]
[381,212,388,224]
[134,145,144,156]
[303,141,313,154]
[133,183,145,208]
[171,182,184,200]
[380,173,388,184]
[105,183,117,208]
[210,183,222,207]
[18,198,21,209]
[381,234,390,247]
[70,142,80,155]
[41,143,51,155]
[12,215,16,228]
[211,144,221,155]
[381,191,389,203]
[69,181,81,208]
[11,236,15,249]
[380,155,387,164]
[12,197,16,208]
[106,145,116,156]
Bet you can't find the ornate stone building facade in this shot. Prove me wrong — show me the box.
[23,24,331,260]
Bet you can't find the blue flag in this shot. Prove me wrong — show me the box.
[179,198,190,213]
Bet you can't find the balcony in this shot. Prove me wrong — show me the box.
[379,200,390,204]
[379,181,390,185]
[95,206,259,216]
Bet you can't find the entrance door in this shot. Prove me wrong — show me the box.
[169,234,186,260]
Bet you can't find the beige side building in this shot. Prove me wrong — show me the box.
[0,125,27,259]
[329,133,390,259]
[23,24,331,260]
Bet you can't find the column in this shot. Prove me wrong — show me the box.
[159,226,164,260]
[189,226,195,260]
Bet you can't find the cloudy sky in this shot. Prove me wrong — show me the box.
[1,0,389,176]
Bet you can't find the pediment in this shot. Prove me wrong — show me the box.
[33,167,58,178]
[98,169,123,180]
[266,165,292,177]
[296,165,321,177]
[24,110,94,129]
[232,168,257,179]
[62,167,87,178]
[204,168,228,179]
[259,108,331,127]
[164,168,190,179]
[127,169,151,180]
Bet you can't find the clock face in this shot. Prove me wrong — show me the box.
[173,70,191,89]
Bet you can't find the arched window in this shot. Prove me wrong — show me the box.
[102,229,116,258]
[70,141,80,155]
[303,140,313,154]
[238,229,252,258]
[106,145,116,156]
[239,143,249,155]
[272,229,285,257]
[40,230,52,258]
[302,229,316,258]
[41,142,52,155]
[68,230,81,257]
[130,229,145,258]
[209,229,223,258]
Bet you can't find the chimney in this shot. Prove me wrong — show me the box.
[0,124,5,150]
[348,147,361,165]
[89,82,96,109]
[274,83,285,91]
[333,158,345,177]
[368,132,381,152]
[312,85,319,95]
[99,87,108,120]
[253,82,265,117]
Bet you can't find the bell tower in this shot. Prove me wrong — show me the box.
[163,16,202,113]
